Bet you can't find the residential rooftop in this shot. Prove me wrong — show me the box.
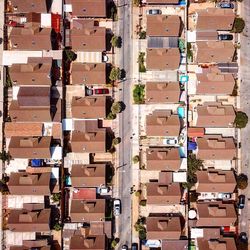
[146,110,181,137]
[146,48,180,70]
[145,82,180,103]
[147,15,181,37]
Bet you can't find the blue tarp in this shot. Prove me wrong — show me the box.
[188,141,197,150]
[31,159,43,167]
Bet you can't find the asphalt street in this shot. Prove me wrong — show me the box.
[116,0,133,247]
[239,0,250,237]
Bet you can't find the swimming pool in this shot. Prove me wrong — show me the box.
[177,107,185,119]
[179,147,186,158]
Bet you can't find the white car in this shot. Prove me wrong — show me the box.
[97,186,110,194]
[164,138,178,145]
[113,199,121,216]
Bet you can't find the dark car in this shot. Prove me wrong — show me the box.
[94,88,109,95]
[218,2,234,9]
[85,88,93,96]
[146,9,162,15]
[239,232,248,243]
[131,243,138,250]
[238,195,245,209]
[218,34,234,41]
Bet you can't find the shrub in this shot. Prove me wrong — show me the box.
[139,31,146,39]
[112,137,121,146]
[138,52,146,72]
[52,193,61,202]
[234,111,248,128]
[237,174,248,190]
[178,38,185,53]
[135,190,142,197]
[187,42,193,61]
[139,200,146,206]
[139,227,146,240]
[0,151,11,163]
[232,17,245,33]
[111,35,119,47]
[64,49,77,62]
[109,67,121,81]
[111,102,122,114]
[133,0,140,6]
[53,223,62,231]
[106,112,117,120]
[133,155,140,164]
[133,85,145,104]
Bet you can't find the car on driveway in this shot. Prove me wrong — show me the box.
[131,243,138,250]
[86,87,93,96]
[121,245,128,250]
[146,9,162,15]
[218,34,233,41]
[113,199,121,216]
[164,138,178,145]
[218,193,232,200]
[94,88,109,95]
[239,232,248,243]
[238,195,245,209]
[218,2,234,8]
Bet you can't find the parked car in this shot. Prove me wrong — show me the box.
[239,232,248,243]
[146,9,162,15]
[85,88,93,96]
[102,54,109,62]
[217,193,232,200]
[94,88,109,95]
[218,34,234,41]
[164,138,178,145]
[113,199,121,216]
[131,243,138,250]
[238,195,245,209]
[218,2,234,9]
[97,186,110,194]
[121,245,128,250]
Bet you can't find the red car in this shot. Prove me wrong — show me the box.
[94,88,109,95]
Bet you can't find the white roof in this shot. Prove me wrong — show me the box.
[187,31,196,42]
[51,146,62,160]
[62,118,74,131]
[191,228,204,239]
[7,195,44,209]
[6,231,36,246]
[2,51,42,65]
[64,4,72,12]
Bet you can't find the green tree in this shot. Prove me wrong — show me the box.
[112,137,121,146]
[111,102,122,114]
[138,52,146,72]
[232,17,245,33]
[139,31,146,39]
[133,85,145,104]
[133,0,140,6]
[111,35,119,47]
[237,174,248,190]
[109,67,121,81]
[139,227,146,240]
[139,200,146,206]
[133,155,140,164]
[234,111,248,128]
[0,151,12,163]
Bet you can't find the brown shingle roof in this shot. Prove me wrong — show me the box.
[146,216,181,240]
[10,27,51,51]
[71,131,106,153]
[196,135,236,160]
[74,120,99,132]
[146,148,181,171]
[10,0,51,13]
[8,136,51,159]
[145,82,180,103]
[196,41,235,64]
[9,62,52,86]
[161,240,188,250]
[196,102,235,127]
[8,208,51,232]
[196,8,235,31]
[146,110,180,136]
[147,15,181,37]
[196,68,235,95]
[196,170,236,193]
[70,199,105,222]
[196,202,237,227]
[71,63,106,85]
[146,48,180,70]
[146,0,179,4]
[71,164,106,188]
[9,101,51,122]
[66,0,106,17]
[8,172,51,195]
[71,24,106,52]
[70,235,106,250]
[71,96,106,119]
[5,122,43,137]
[146,182,181,204]
[197,237,237,250]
